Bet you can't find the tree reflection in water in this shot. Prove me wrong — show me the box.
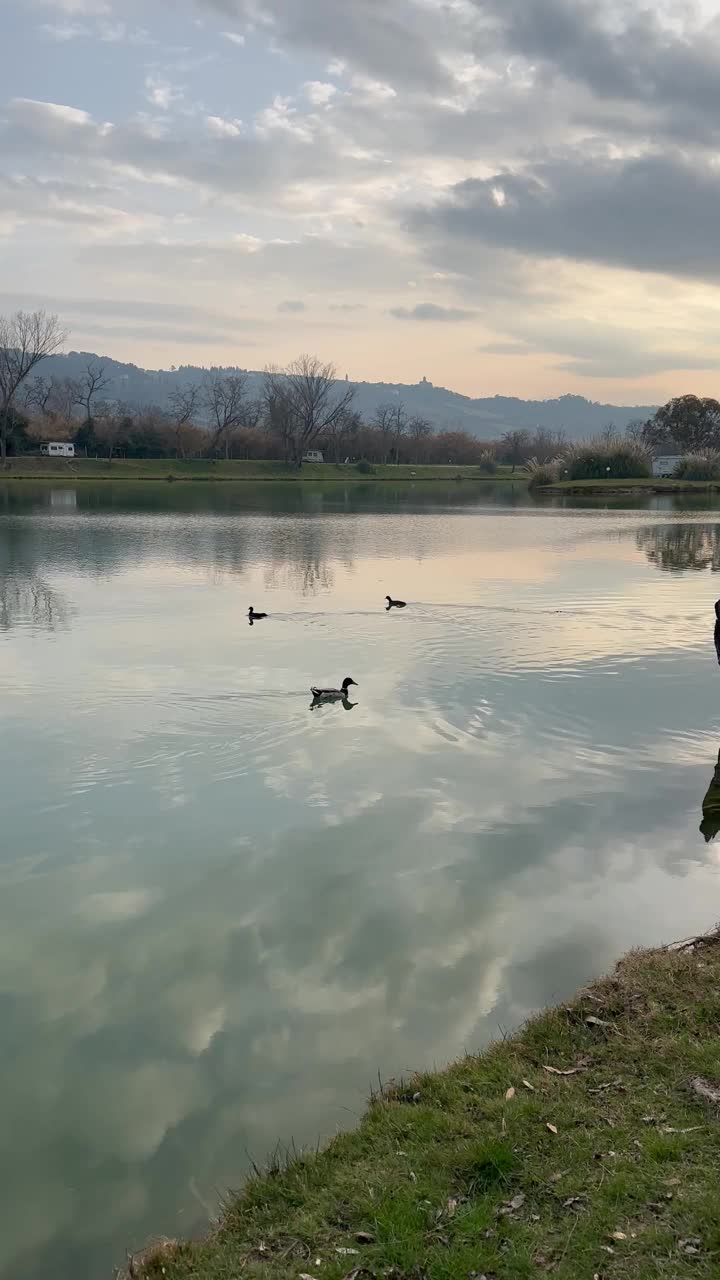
[0,576,68,631]
[636,524,720,573]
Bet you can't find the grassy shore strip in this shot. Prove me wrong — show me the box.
[0,459,519,484]
[129,930,720,1280]
[546,477,720,494]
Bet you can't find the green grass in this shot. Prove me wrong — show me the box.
[547,477,720,492]
[0,458,519,483]
[129,930,720,1279]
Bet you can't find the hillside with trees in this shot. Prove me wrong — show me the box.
[31,351,655,441]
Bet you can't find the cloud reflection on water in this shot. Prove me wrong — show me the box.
[2,485,720,1278]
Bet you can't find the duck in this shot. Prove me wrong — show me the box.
[310,677,358,700]
[385,595,407,610]
[248,606,268,623]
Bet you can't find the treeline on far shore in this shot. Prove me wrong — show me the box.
[3,313,719,476]
[4,344,566,469]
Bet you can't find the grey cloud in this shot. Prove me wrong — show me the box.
[0,98,364,205]
[77,320,258,345]
[277,299,306,312]
[203,0,455,90]
[489,314,718,380]
[79,234,415,296]
[471,0,720,142]
[329,303,366,312]
[409,151,720,282]
[556,351,718,379]
[0,173,129,228]
[0,290,247,336]
[389,302,475,322]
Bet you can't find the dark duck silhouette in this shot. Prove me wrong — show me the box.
[385,595,407,610]
[715,600,720,665]
[310,677,357,701]
[248,606,268,625]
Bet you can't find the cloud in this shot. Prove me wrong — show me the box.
[40,18,151,42]
[390,302,476,322]
[303,81,337,107]
[201,0,456,91]
[408,152,720,282]
[9,0,720,392]
[206,114,243,137]
[277,299,306,312]
[145,77,182,111]
[470,0,720,144]
[0,174,170,237]
[32,0,109,12]
[330,303,366,312]
[40,21,90,39]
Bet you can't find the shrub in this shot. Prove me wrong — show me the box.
[525,458,560,489]
[477,451,498,475]
[563,438,650,481]
[355,459,376,475]
[673,452,720,481]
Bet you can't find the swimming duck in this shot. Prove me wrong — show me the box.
[385,595,407,610]
[248,607,268,623]
[310,677,357,700]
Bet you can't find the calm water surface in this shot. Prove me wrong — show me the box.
[2,481,720,1279]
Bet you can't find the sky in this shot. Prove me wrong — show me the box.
[1,0,720,402]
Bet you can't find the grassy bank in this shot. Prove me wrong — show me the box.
[130,929,720,1280]
[546,477,720,494]
[0,458,519,484]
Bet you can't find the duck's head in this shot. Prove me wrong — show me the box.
[342,677,358,691]
[386,595,392,602]
[248,607,254,615]
[715,600,720,624]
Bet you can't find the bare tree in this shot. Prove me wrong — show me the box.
[51,377,82,422]
[625,418,646,444]
[324,406,361,463]
[530,427,567,464]
[0,311,67,463]
[94,402,134,459]
[168,382,202,458]
[20,376,49,415]
[77,362,111,424]
[407,415,432,463]
[264,355,354,467]
[500,429,531,472]
[373,401,407,464]
[203,373,248,458]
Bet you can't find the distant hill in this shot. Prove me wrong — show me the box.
[39,352,656,440]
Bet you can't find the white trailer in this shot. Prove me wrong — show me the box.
[40,442,75,458]
[652,455,680,478]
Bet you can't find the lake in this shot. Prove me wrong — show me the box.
[2,480,720,1280]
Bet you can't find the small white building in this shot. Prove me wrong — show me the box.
[40,442,75,458]
[652,455,681,478]
[302,449,324,463]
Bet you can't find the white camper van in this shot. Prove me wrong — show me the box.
[40,442,75,458]
[302,450,324,463]
[652,455,680,479]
